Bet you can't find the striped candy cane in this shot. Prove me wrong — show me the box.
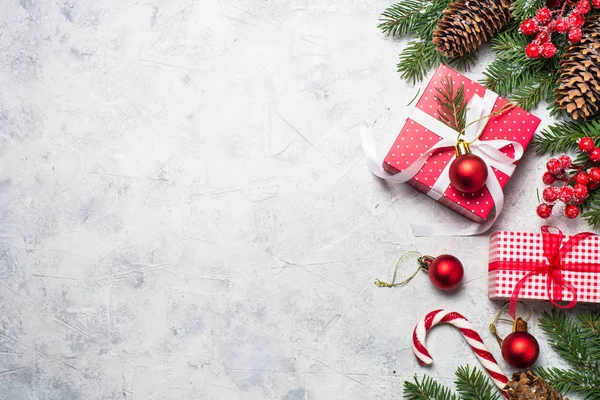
[413,309,509,395]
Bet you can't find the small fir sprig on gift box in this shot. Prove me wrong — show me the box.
[534,124,600,228]
[402,310,600,400]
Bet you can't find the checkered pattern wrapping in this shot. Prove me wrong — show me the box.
[488,230,600,304]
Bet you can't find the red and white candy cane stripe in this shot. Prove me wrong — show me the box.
[413,309,509,393]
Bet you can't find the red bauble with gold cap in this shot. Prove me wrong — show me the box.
[425,254,464,290]
[501,318,540,369]
[449,140,488,193]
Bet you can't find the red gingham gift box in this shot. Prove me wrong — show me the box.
[383,64,541,223]
[488,228,600,305]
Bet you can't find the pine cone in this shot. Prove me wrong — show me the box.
[505,371,567,400]
[555,14,600,120]
[432,0,512,58]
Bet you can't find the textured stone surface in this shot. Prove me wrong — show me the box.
[0,0,589,399]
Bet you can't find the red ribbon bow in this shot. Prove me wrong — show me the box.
[508,226,598,320]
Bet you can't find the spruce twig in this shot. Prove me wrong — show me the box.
[403,375,459,400]
[397,40,442,83]
[434,76,467,133]
[533,120,600,155]
[455,366,500,400]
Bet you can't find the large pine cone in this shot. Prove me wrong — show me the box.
[505,371,567,400]
[555,14,600,120]
[432,0,512,58]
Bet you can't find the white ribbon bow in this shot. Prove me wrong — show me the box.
[362,90,524,237]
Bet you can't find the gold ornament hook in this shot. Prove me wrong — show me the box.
[489,301,532,346]
[374,251,432,288]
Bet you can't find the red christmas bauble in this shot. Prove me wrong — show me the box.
[427,254,464,290]
[501,331,540,369]
[449,154,488,193]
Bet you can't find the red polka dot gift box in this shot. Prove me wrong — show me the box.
[489,227,600,311]
[383,64,541,223]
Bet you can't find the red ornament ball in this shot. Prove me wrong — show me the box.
[565,204,580,219]
[590,148,600,162]
[589,167,600,182]
[576,0,591,14]
[427,254,464,290]
[546,158,563,174]
[594,0,600,8]
[520,19,539,35]
[502,331,540,369]
[569,12,585,27]
[542,171,557,184]
[568,27,583,43]
[576,172,590,186]
[449,154,488,193]
[536,203,553,219]
[558,154,572,168]
[526,43,541,58]
[542,186,559,202]
[541,42,557,58]
[536,7,552,23]
[579,137,595,153]
[555,18,570,33]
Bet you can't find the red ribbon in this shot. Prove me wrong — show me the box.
[502,226,598,319]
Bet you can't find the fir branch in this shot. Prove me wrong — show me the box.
[539,309,590,369]
[533,120,600,155]
[454,366,500,400]
[378,0,431,37]
[537,364,600,400]
[434,76,467,133]
[583,189,600,230]
[578,311,600,360]
[398,40,442,83]
[511,0,546,21]
[509,72,556,111]
[446,52,479,72]
[403,375,459,400]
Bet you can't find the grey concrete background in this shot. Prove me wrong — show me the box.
[0,0,593,399]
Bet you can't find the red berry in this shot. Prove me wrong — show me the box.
[558,154,572,168]
[559,185,574,203]
[590,148,600,162]
[589,167,600,182]
[537,203,553,219]
[526,43,541,58]
[541,42,557,58]
[520,19,540,35]
[542,171,557,184]
[537,7,552,23]
[578,137,595,153]
[574,183,589,200]
[543,186,559,202]
[546,158,563,174]
[576,172,590,186]
[565,205,580,219]
[569,12,585,27]
[576,0,591,14]
[568,27,583,43]
[594,0,600,8]
[555,18,570,33]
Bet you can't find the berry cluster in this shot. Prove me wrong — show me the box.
[521,0,597,59]
[537,137,600,220]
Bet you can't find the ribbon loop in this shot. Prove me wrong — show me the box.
[508,226,597,319]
